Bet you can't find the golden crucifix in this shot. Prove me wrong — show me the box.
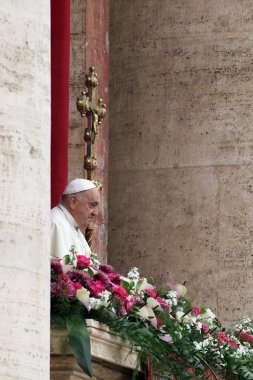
[76,66,106,182]
[76,67,106,246]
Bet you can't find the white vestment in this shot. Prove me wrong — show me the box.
[51,204,91,258]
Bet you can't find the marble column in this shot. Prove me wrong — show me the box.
[0,1,51,378]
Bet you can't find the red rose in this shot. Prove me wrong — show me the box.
[192,308,201,316]
[108,273,121,284]
[144,289,157,298]
[76,255,91,268]
[112,285,129,301]
[125,299,135,312]
[202,324,209,334]
[70,281,83,295]
[88,280,106,298]
[240,331,253,345]
[218,332,239,349]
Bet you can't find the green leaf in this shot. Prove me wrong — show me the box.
[66,318,92,377]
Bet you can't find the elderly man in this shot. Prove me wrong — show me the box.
[51,178,100,258]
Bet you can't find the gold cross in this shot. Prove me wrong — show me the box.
[76,67,106,180]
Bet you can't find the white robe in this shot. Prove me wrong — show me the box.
[51,204,91,258]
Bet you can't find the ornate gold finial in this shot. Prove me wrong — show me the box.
[91,179,102,191]
[85,66,98,88]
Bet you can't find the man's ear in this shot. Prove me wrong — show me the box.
[69,195,77,210]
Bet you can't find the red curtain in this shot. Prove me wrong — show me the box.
[51,0,70,208]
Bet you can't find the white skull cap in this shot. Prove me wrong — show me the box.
[63,178,96,195]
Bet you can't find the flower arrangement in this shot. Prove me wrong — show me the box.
[51,247,253,379]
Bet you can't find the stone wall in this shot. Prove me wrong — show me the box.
[0,2,50,379]
[109,1,253,324]
[69,0,109,261]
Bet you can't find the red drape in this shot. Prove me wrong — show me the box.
[51,0,70,208]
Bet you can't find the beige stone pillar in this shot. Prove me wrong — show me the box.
[109,1,253,324]
[69,0,109,261]
[0,2,50,379]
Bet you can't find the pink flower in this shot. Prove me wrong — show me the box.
[192,308,201,316]
[202,324,209,334]
[159,333,172,343]
[125,299,135,312]
[240,331,253,345]
[51,259,63,275]
[99,264,115,274]
[218,332,239,349]
[88,281,106,298]
[68,269,90,284]
[70,281,83,294]
[144,289,157,298]
[156,297,171,312]
[51,275,76,298]
[93,271,111,287]
[156,316,165,329]
[124,297,140,312]
[108,273,121,284]
[112,285,129,301]
[76,255,90,269]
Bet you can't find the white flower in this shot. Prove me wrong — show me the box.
[147,297,163,311]
[127,267,140,280]
[195,322,203,331]
[166,291,178,306]
[229,345,252,359]
[76,288,90,310]
[90,252,100,268]
[201,308,216,319]
[193,337,213,351]
[89,297,102,310]
[100,290,111,307]
[137,278,155,293]
[67,246,78,265]
[176,311,185,320]
[159,334,173,343]
[167,290,177,298]
[137,305,157,328]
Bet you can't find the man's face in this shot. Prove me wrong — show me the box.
[70,188,100,229]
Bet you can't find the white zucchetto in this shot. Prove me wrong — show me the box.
[63,178,96,195]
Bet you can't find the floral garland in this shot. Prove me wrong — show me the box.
[51,247,253,379]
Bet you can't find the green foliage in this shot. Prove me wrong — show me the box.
[66,318,92,377]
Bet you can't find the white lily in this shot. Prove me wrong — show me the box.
[159,334,173,343]
[138,278,155,292]
[147,297,163,311]
[202,308,216,319]
[137,305,157,328]
[76,288,90,311]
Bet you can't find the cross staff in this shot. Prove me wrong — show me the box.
[76,66,106,180]
[76,67,106,246]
